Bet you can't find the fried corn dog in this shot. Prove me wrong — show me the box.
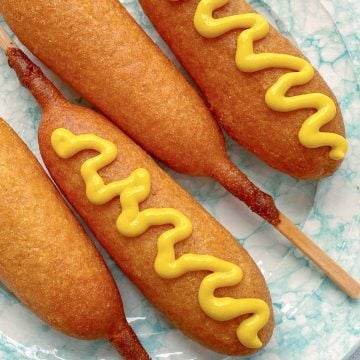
[0,0,280,224]
[0,118,149,360]
[2,38,274,356]
[139,0,347,179]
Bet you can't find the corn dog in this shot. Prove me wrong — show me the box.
[0,0,280,225]
[2,39,274,356]
[0,118,149,359]
[139,0,347,179]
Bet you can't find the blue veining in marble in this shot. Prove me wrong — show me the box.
[0,0,359,359]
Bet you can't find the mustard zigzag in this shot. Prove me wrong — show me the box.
[51,128,270,349]
[194,0,348,160]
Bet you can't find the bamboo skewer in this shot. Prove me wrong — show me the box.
[0,25,14,50]
[277,213,360,298]
[0,25,358,298]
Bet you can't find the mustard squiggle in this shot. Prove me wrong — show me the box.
[51,128,270,349]
[194,0,348,160]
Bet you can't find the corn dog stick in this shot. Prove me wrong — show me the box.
[277,213,360,299]
[0,24,14,49]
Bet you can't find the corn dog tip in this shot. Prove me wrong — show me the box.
[210,157,280,225]
[110,326,151,360]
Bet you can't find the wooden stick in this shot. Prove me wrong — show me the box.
[276,212,360,298]
[0,25,15,51]
[0,24,358,298]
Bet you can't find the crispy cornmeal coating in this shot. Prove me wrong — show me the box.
[139,0,346,179]
[0,118,124,340]
[38,102,274,356]
[0,0,226,177]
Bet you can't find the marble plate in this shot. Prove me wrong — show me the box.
[0,0,359,359]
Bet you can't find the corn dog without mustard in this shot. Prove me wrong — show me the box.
[0,118,149,360]
[2,37,274,356]
[0,0,280,225]
[139,0,347,179]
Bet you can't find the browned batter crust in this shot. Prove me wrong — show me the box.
[139,0,346,179]
[0,118,148,357]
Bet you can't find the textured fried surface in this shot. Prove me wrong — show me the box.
[0,118,125,340]
[139,0,346,179]
[38,102,274,356]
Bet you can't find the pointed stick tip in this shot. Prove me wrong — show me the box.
[0,24,17,52]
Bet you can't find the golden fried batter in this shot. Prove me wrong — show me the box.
[139,0,346,179]
[39,102,274,356]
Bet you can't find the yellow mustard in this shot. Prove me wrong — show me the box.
[194,0,348,160]
[51,128,270,349]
